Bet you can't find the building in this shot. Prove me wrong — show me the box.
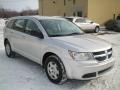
[39,0,120,25]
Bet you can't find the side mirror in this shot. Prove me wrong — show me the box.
[31,31,44,39]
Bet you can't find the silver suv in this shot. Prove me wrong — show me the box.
[4,16,115,84]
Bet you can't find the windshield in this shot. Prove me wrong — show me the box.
[39,19,84,37]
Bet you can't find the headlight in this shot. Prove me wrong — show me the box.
[68,50,94,61]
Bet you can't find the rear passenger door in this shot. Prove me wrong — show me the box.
[12,19,27,53]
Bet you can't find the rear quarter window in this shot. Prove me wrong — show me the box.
[6,19,16,29]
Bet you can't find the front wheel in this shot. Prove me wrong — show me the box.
[5,41,16,58]
[45,55,67,84]
[94,26,100,33]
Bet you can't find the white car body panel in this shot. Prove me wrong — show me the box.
[75,22,99,30]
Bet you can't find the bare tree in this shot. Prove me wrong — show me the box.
[0,8,38,18]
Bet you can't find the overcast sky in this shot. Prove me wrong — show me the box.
[0,0,38,11]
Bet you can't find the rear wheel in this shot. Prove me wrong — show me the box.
[113,25,120,32]
[95,26,100,33]
[5,41,16,58]
[45,55,67,84]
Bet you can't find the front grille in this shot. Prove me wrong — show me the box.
[95,56,106,61]
[93,48,112,61]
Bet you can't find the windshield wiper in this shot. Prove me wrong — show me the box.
[66,32,84,36]
[50,35,65,37]
[50,33,84,37]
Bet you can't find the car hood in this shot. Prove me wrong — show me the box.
[51,34,111,52]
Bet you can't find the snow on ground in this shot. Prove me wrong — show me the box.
[0,19,5,27]
[0,23,120,90]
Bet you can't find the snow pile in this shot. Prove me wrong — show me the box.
[0,18,5,28]
[0,19,5,34]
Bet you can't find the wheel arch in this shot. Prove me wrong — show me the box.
[43,52,68,84]
[4,38,9,45]
[96,26,100,28]
[42,52,58,68]
[4,38,15,52]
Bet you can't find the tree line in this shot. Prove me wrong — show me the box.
[0,8,38,18]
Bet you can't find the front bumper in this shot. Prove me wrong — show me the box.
[66,58,115,80]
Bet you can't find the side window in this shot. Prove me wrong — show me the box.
[77,11,83,17]
[25,20,40,36]
[6,20,15,29]
[13,19,26,32]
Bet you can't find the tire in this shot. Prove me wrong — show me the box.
[45,55,67,84]
[94,26,100,33]
[5,41,16,58]
[113,25,120,32]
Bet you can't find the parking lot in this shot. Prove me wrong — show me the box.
[0,23,120,90]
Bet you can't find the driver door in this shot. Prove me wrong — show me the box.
[23,19,44,63]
